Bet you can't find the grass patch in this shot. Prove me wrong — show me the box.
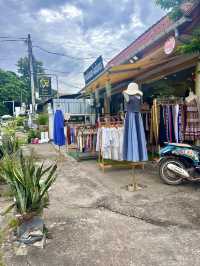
[0,217,19,266]
[0,230,5,266]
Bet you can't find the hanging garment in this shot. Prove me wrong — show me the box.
[123,95,148,162]
[172,104,179,143]
[101,127,112,159]
[159,106,167,145]
[168,106,176,143]
[53,110,65,146]
[184,99,200,141]
[178,105,183,143]
[150,99,159,145]
[110,128,120,161]
[119,127,124,161]
[96,126,124,161]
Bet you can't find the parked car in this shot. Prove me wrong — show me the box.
[0,115,13,127]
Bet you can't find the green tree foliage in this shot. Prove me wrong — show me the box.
[155,0,200,54]
[17,56,45,90]
[178,28,200,54]
[155,0,196,20]
[155,0,184,20]
[0,70,28,115]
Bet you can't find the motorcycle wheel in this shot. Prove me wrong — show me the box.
[159,158,185,185]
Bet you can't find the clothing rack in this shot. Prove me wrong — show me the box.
[97,123,145,178]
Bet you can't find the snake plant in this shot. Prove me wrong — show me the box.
[0,150,57,216]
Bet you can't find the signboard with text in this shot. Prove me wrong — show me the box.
[39,77,52,97]
[84,56,104,85]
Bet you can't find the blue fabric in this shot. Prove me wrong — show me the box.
[123,112,148,162]
[53,110,65,146]
[70,128,75,144]
[125,95,142,113]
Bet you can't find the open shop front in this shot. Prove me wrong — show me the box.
[52,98,98,160]
[92,52,200,170]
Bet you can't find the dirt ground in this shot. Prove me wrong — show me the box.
[3,143,200,266]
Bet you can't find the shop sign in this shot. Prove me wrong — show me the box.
[164,37,176,55]
[39,77,52,97]
[84,56,104,85]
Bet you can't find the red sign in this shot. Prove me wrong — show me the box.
[164,37,176,55]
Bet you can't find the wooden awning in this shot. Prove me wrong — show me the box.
[83,46,199,95]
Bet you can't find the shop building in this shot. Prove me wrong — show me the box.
[81,1,200,117]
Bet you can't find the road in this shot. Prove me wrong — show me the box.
[3,143,200,266]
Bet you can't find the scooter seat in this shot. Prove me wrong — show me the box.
[166,143,192,148]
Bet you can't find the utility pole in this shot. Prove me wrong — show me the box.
[27,34,36,115]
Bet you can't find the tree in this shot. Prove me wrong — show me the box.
[0,70,28,115]
[155,0,197,20]
[17,56,45,92]
[155,0,200,95]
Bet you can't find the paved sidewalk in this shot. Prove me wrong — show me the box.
[4,143,200,266]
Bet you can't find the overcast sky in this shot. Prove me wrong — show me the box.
[0,0,165,94]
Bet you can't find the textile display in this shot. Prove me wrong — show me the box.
[184,99,200,141]
[123,95,148,162]
[150,97,200,146]
[96,126,124,161]
[77,127,97,153]
[53,110,65,146]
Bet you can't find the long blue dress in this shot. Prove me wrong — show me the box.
[123,95,148,162]
[53,110,65,146]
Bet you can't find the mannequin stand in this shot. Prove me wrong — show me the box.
[127,163,145,192]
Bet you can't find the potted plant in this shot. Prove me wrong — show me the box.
[0,151,57,222]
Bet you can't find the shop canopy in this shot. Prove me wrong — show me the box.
[83,48,199,95]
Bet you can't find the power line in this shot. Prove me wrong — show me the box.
[43,68,83,75]
[59,80,83,89]
[0,39,26,42]
[33,45,97,61]
[0,36,26,40]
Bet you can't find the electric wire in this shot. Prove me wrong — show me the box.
[33,45,98,61]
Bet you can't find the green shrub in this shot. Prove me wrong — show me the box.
[0,134,20,156]
[27,129,40,143]
[15,116,25,127]
[36,113,48,126]
[0,151,57,216]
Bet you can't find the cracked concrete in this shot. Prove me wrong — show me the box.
[3,143,200,266]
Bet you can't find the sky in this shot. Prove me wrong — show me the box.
[0,0,165,94]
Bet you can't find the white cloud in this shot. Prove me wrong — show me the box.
[62,4,83,19]
[0,0,165,94]
[39,9,65,23]
[38,4,83,24]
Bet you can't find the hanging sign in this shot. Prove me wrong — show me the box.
[39,77,52,97]
[84,56,104,85]
[164,37,176,55]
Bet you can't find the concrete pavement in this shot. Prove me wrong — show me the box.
[3,143,200,266]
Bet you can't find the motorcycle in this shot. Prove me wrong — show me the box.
[159,143,200,185]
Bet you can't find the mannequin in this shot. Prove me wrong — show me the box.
[185,90,197,103]
[123,82,148,162]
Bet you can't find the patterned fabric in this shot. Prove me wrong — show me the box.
[184,99,200,141]
[150,99,159,145]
